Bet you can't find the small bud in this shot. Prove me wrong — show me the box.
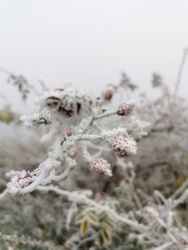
[111,136,137,157]
[146,206,159,220]
[67,146,78,157]
[65,240,73,248]
[103,86,115,101]
[117,102,134,116]
[89,158,112,176]
[66,127,73,136]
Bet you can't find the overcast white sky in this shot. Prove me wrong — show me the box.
[0,0,188,113]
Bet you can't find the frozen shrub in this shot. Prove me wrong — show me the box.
[0,72,188,250]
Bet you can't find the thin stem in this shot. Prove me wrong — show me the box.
[175,47,188,94]
[150,242,173,250]
[37,185,148,232]
[94,110,117,120]
[172,189,188,209]
[0,67,40,96]
[0,188,8,200]
[170,179,188,200]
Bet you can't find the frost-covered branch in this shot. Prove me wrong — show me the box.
[7,86,139,195]
[37,185,148,232]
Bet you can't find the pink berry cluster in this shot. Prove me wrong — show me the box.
[89,158,112,176]
[7,170,35,194]
[117,102,134,116]
[110,135,137,157]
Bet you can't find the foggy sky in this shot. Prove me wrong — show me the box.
[0,0,188,113]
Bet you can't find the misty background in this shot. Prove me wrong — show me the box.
[0,0,188,113]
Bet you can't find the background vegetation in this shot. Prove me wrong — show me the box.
[0,64,188,250]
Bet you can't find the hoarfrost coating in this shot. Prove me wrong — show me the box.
[7,85,142,195]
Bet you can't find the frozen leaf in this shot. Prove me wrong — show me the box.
[75,214,85,224]
[101,228,111,242]
[80,219,89,236]
[98,233,105,248]
[104,218,116,229]
[87,212,99,225]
